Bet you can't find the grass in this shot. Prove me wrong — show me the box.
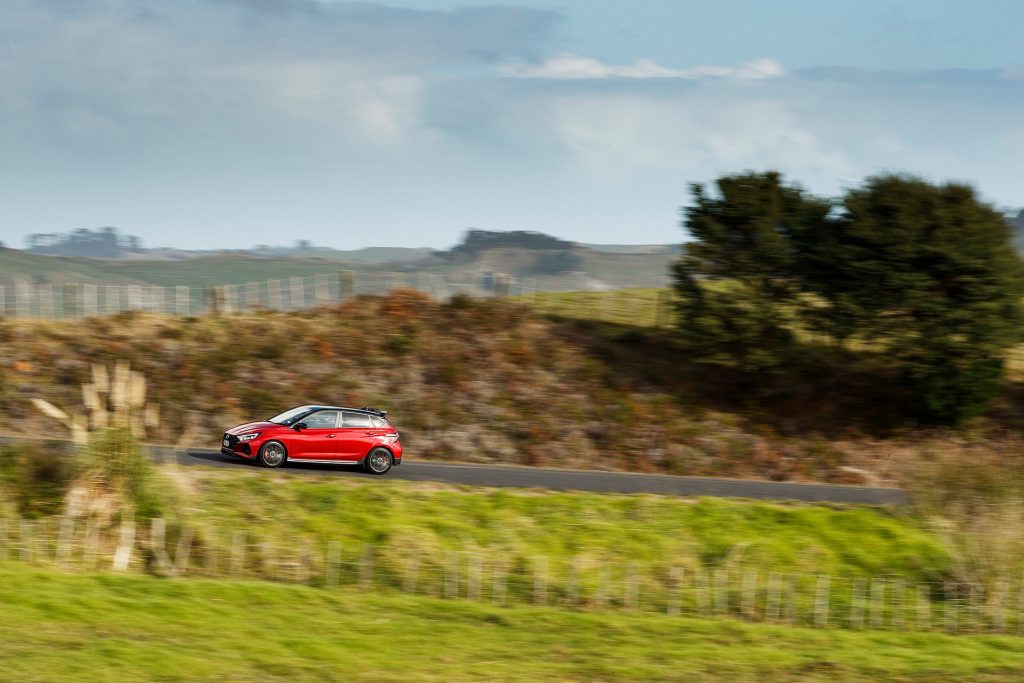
[1,563,1022,683]
[523,287,672,327]
[188,469,949,583]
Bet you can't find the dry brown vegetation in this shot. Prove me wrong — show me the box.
[2,289,1024,490]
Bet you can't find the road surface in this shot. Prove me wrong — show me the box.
[175,448,909,505]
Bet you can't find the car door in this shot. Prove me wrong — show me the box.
[286,409,342,459]
[335,411,376,461]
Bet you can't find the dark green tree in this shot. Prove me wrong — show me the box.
[800,175,1024,422]
[673,172,830,370]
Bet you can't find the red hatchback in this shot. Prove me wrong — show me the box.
[221,405,402,474]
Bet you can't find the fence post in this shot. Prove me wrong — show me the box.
[0,518,7,560]
[105,286,119,315]
[38,284,54,319]
[468,553,482,601]
[175,286,190,315]
[783,574,798,624]
[340,271,356,301]
[624,563,640,611]
[112,518,136,571]
[83,284,98,316]
[55,515,76,569]
[697,569,712,615]
[850,578,866,629]
[564,557,579,607]
[596,563,610,608]
[741,569,758,620]
[150,518,170,573]
[444,550,459,598]
[814,575,832,628]
[0,285,5,317]
[916,584,932,631]
[668,566,684,616]
[765,572,781,622]
[714,569,729,616]
[174,526,194,576]
[869,578,885,629]
[534,556,548,606]
[289,277,304,310]
[83,518,99,569]
[268,280,284,309]
[20,519,34,562]
[325,541,342,588]
[230,532,246,576]
[63,283,80,319]
[892,579,906,631]
[491,557,507,606]
[314,274,330,307]
[944,583,959,634]
[245,282,260,310]
[127,285,142,311]
[358,545,374,590]
[15,283,29,318]
[205,287,221,316]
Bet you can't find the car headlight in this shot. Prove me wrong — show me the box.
[238,432,261,441]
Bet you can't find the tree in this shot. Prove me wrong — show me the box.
[673,172,830,370]
[801,175,1024,422]
[674,172,1024,423]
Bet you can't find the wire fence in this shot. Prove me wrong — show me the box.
[0,272,532,319]
[0,272,677,328]
[2,513,1020,635]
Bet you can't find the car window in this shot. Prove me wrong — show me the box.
[342,411,373,428]
[370,415,388,428]
[302,410,340,429]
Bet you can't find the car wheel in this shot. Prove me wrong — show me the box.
[365,447,393,475]
[258,441,288,468]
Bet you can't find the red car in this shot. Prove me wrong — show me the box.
[221,405,402,474]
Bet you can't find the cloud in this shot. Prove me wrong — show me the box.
[502,56,785,80]
[0,0,559,153]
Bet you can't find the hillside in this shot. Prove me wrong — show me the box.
[0,230,675,291]
[3,290,1024,490]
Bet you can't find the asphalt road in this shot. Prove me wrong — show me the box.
[176,448,909,505]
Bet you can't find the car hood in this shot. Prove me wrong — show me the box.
[227,421,279,435]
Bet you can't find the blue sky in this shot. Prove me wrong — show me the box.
[1,0,1022,250]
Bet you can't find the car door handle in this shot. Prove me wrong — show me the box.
[325,434,337,438]
[364,431,379,436]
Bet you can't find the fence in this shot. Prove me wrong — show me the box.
[0,273,677,328]
[2,514,1020,635]
[0,272,536,319]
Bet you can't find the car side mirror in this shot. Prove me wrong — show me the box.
[292,422,307,431]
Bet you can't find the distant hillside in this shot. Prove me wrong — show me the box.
[0,229,676,291]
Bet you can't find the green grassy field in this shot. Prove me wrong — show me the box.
[188,469,947,583]
[1,563,1021,683]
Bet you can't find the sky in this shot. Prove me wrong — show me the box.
[1,0,1022,250]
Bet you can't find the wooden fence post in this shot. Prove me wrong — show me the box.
[358,545,374,590]
[20,519,34,562]
[491,557,507,606]
[741,569,758,620]
[230,532,246,576]
[150,518,171,573]
[174,526,194,576]
[814,575,832,627]
[340,271,355,301]
[112,518,136,571]
[850,578,866,629]
[534,556,548,606]
[624,563,640,611]
[668,566,684,616]
[325,541,342,588]
[916,584,932,631]
[869,577,886,628]
[468,553,482,602]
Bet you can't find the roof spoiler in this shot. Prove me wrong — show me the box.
[361,406,388,418]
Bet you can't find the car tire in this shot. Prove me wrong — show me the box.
[257,440,288,468]
[364,447,393,475]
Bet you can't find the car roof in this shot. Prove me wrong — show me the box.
[300,405,384,416]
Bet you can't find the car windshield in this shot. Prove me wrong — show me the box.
[267,406,315,425]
